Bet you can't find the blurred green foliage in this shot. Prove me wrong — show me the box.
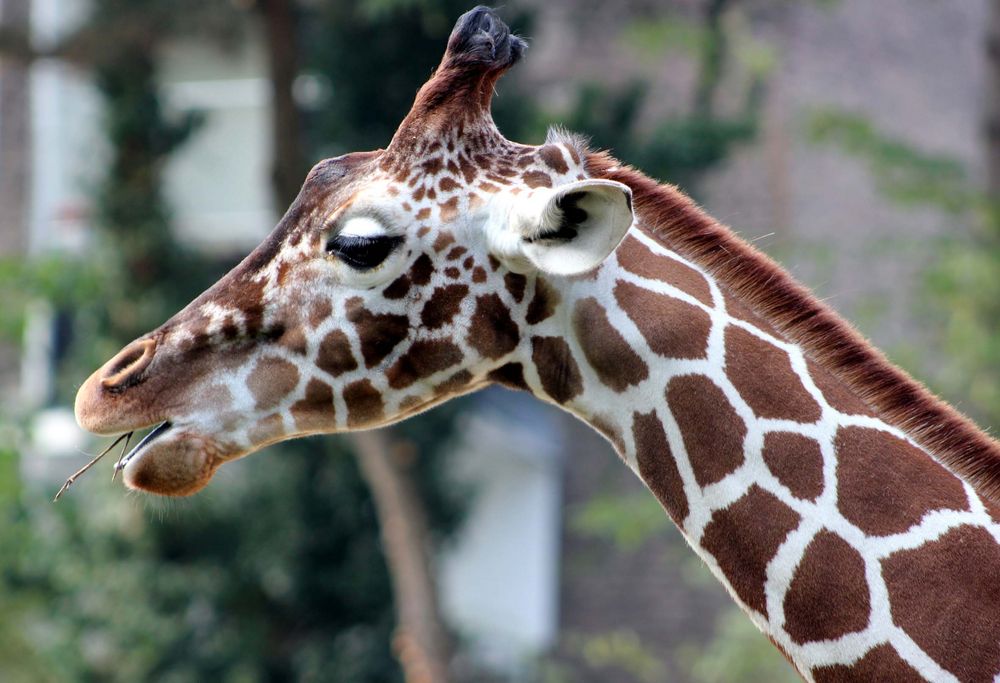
[677,611,800,683]
[807,107,1000,427]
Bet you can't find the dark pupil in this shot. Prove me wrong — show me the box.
[326,234,403,271]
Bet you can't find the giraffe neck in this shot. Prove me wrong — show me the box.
[522,225,1000,682]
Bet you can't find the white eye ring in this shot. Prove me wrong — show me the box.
[339,215,385,238]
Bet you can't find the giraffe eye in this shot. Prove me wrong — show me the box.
[326,234,404,271]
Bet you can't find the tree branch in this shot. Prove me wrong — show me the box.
[352,431,452,683]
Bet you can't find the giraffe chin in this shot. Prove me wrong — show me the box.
[120,427,226,497]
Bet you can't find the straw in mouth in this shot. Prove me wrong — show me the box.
[53,430,133,502]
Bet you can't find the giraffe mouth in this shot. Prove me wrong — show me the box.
[115,421,173,472]
[113,420,230,497]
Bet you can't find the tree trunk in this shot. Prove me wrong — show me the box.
[353,431,452,683]
[258,0,306,209]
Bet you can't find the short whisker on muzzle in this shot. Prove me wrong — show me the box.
[53,431,134,502]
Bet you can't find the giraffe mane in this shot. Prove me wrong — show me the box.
[584,148,1000,504]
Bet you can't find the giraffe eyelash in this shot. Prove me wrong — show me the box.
[325,233,404,271]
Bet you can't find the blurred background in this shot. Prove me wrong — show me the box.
[0,1,997,681]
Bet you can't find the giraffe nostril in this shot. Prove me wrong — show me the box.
[101,338,157,391]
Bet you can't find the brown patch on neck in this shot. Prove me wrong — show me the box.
[587,150,1000,503]
[615,234,712,306]
[835,426,967,536]
[503,272,527,303]
[668,375,745,487]
[531,336,583,404]
[783,531,870,644]
[632,410,688,524]
[882,526,1000,681]
[525,277,560,325]
[487,363,528,391]
[572,297,648,392]
[762,432,824,501]
[613,280,710,360]
[812,644,923,683]
[700,485,800,617]
[725,326,821,423]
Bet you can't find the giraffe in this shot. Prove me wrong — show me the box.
[73,7,1000,682]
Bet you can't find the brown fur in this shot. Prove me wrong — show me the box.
[585,150,1000,503]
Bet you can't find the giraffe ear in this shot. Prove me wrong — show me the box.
[509,179,634,276]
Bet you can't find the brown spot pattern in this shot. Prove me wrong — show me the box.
[762,432,824,501]
[539,145,569,174]
[807,360,874,416]
[411,253,434,286]
[523,170,552,188]
[883,526,1000,682]
[836,426,967,536]
[783,531,870,644]
[383,274,411,299]
[633,410,688,523]
[316,329,358,377]
[248,413,284,446]
[812,644,924,683]
[504,272,527,303]
[531,336,583,403]
[387,339,464,390]
[434,369,473,395]
[344,379,384,427]
[615,235,712,305]
[345,298,410,368]
[487,363,528,391]
[573,297,648,392]
[247,357,299,411]
[309,299,332,327]
[725,326,821,422]
[420,284,468,329]
[525,278,560,325]
[701,485,800,617]
[440,197,458,223]
[433,232,455,252]
[290,378,334,431]
[668,375,746,487]
[278,327,307,355]
[467,294,519,360]
[614,281,710,359]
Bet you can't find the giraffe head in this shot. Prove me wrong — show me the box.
[74,6,634,496]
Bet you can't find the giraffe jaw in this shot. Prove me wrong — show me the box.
[116,421,231,497]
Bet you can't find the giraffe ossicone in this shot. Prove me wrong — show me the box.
[74,6,1000,682]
